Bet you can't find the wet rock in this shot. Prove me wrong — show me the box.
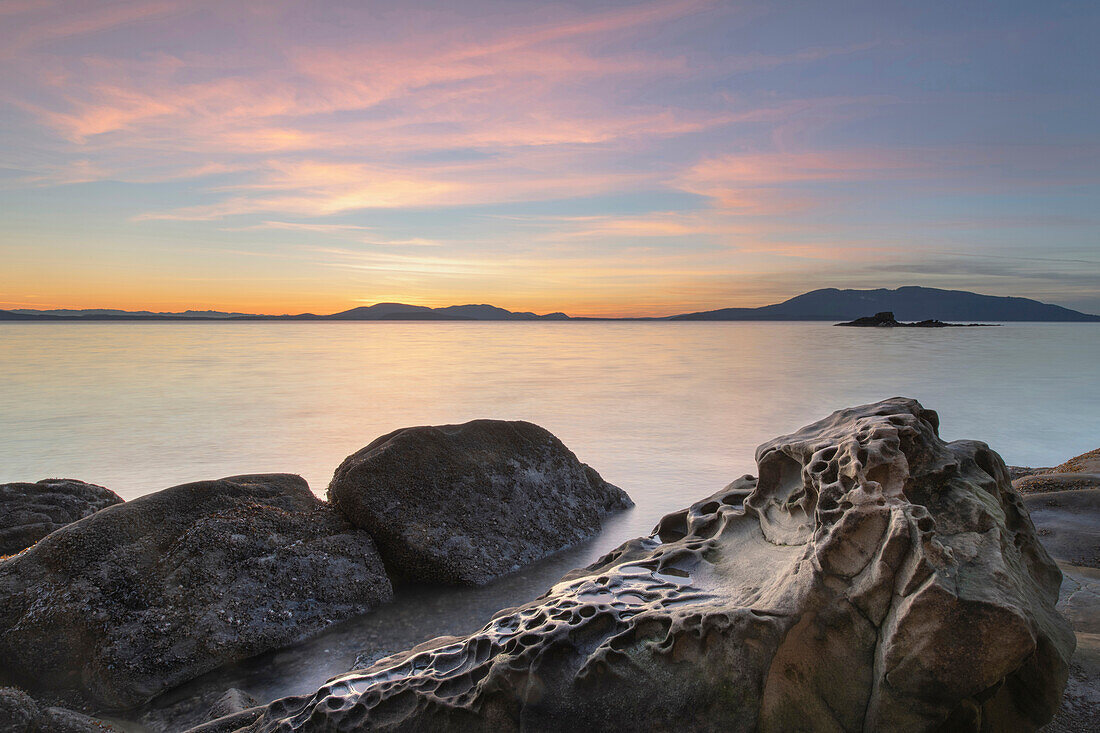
[0,687,118,732]
[0,474,393,710]
[240,398,1073,732]
[1025,490,1100,569]
[205,689,259,722]
[1014,448,1100,567]
[1015,448,1100,731]
[328,419,632,585]
[1043,564,1100,732]
[1009,465,1051,481]
[0,479,122,556]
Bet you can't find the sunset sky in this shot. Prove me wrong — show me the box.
[1,0,1098,317]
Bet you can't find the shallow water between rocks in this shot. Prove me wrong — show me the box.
[2,321,1097,729]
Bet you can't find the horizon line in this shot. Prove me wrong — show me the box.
[5,285,1099,321]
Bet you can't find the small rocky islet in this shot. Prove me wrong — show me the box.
[834,311,996,328]
[0,402,1096,731]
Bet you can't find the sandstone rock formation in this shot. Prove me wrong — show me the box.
[328,419,633,585]
[1025,490,1100,570]
[0,474,392,710]
[238,398,1073,732]
[0,478,122,556]
[1014,447,1100,495]
[1045,564,1100,732]
[1012,448,1100,569]
[1013,447,1100,730]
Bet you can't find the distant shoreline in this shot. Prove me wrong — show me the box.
[4,286,1098,323]
[3,316,1097,324]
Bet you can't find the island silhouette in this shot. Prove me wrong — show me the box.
[3,286,1098,322]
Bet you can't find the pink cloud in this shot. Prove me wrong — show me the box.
[0,0,183,58]
[135,158,644,219]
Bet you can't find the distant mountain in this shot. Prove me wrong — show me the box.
[670,287,1100,322]
[327,303,569,321]
[329,303,438,320]
[10,308,256,318]
[0,309,61,320]
[3,288,1097,323]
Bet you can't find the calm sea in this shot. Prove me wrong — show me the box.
[2,321,1097,721]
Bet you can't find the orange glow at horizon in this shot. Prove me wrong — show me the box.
[0,288,786,320]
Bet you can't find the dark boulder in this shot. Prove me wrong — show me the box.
[328,420,632,585]
[0,474,392,710]
[835,311,992,327]
[0,687,119,732]
[0,479,122,556]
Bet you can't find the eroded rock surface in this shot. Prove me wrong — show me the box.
[0,479,122,556]
[328,419,633,585]
[1044,564,1100,732]
[233,398,1074,732]
[1016,447,1100,731]
[0,474,392,710]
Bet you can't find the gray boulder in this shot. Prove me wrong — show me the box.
[328,420,632,585]
[0,474,392,710]
[0,479,122,556]
[239,399,1073,732]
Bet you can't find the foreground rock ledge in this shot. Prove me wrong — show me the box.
[329,419,633,586]
[234,398,1073,732]
[0,686,119,732]
[0,474,393,710]
[0,478,122,556]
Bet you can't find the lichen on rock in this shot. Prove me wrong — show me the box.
[0,478,122,556]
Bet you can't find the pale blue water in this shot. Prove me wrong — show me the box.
[1,321,1097,726]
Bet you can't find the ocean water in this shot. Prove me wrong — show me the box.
[2,321,1098,723]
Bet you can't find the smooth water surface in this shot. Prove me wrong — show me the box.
[2,321,1097,726]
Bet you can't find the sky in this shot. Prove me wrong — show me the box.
[1,0,1098,317]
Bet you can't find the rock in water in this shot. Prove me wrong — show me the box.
[0,686,120,732]
[0,474,393,710]
[0,479,122,556]
[328,420,633,585]
[240,399,1073,732]
[205,689,260,722]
